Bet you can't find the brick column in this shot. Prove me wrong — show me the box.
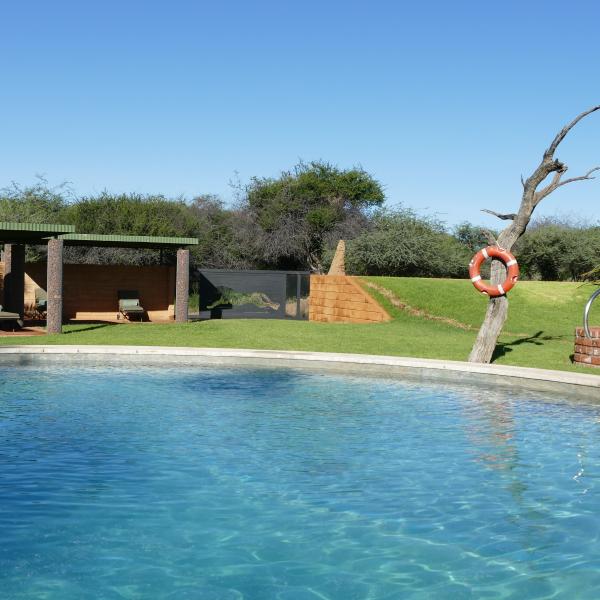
[47,239,64,334]
[175,248,189,323]
[3,244,25,316]
[574,327,600,368]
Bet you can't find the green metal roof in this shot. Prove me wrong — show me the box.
[58,233,199,248]
[0,221,75,243]
[0,222,197,248]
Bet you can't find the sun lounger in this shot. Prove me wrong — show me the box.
[0,306,23,329]
[34,288,47,318]
[118,290,146,321]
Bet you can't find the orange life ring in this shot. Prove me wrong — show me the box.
[469,246,519,297]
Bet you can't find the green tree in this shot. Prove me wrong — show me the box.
[454,222,494,253]
[187,195,259,269]
[244,160,385,271]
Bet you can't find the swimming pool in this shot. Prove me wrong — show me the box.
[1,363,599,598]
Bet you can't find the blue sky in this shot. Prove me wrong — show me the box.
[1,0,599,227]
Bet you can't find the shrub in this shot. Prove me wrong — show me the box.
[346,209,470,277]
[515,223,600,280]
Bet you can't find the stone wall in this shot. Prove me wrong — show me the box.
[309,275,391,324]
[0,262,175,322]
[574,327,600,368]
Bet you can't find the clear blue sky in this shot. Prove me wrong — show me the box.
[1,0,599,227]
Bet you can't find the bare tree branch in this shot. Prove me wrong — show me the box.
[534,166,600,204]
[481,209,517,220]
[556,166,600,188]
[544,105,600,159]
[480,228,498,246]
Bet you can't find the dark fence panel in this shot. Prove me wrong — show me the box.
[191,269,310,320]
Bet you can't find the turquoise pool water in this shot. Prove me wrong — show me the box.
[1,364,600,599]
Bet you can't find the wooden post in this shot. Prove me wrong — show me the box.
[175,248,189,323]
[3,244,25,317]
[47,239,64,334]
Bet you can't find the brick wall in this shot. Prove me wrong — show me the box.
[574,327,600,368]
[309,275,391,324]
[1,262,175,322]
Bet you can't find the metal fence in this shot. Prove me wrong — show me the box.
[191,269,310,320]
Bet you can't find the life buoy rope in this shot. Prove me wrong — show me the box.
[469,246,519,297]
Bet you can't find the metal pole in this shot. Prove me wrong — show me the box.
[583,288,600,339]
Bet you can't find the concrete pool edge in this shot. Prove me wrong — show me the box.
[0,345,598,397]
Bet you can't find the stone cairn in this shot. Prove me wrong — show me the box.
[574,327,600,368]
[328,240,345,276]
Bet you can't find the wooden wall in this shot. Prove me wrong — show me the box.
[309,275,391,324]
[0,262,175,322]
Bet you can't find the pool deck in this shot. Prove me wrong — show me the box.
[0,345,599,398]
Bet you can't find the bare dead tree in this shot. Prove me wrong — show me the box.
[469,106,600,363]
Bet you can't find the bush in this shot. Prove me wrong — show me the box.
[515,223,600,280]
[346,209,470,277]
[0,180,69,224]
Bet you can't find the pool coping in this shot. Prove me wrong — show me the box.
[0,345,598,397]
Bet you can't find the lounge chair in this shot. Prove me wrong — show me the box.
[0,306,23,329]
[117,290,146,321]
[34,288,47,318]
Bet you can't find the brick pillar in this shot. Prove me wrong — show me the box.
[47,239,64,334]
[574,327,600,368]
[175,248,189,323]
[3,244,25,316]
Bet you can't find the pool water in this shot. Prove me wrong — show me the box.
[1,365,600,599]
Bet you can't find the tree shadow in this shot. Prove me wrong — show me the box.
[63,322,118,334]
[492,330,565,362]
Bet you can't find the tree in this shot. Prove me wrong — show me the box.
[469,106,600,363]
[187,195,260,269]
[244,160,385,271]
[454,222,496,253]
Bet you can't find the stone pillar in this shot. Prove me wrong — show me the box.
[3,244,25,316]
[175,248,190,323]
[46,239,64,334]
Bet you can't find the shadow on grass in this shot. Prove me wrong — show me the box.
[62,322,118,334]
[492,330,566,362]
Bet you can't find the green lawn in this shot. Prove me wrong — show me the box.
[1,277,598,375]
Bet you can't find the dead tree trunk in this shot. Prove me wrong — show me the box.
[468,106,600,363]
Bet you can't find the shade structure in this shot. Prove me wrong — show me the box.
[0,222,75,244]
[57,233,198,249]
[1,225,198,333]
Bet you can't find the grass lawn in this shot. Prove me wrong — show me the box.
[1,277,598,375]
